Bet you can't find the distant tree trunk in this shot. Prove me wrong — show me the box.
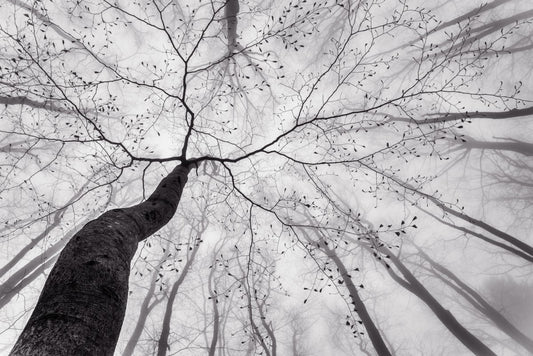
[421,207,533,263]
[426,195,533,258]
[416,247,533,354]
[10,163,190,356]
[256,299,277,356]
[0,172,98,280]
[156,236,201,356]
[378,245,497,356]
[320,240,392,356]
[0,218,90,308]
[122,256,167,356]
[0,214,62,280]
[244,291,271,356]
[208,264,220,356]
[291,330,299,356]
[298,227,392,356]
[224,0,239,51]
[0,256,57,309]
[457,137,533,156]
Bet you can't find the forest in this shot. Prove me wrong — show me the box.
[0,0,532,355]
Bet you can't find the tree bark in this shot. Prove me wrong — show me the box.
[10,163,190,356]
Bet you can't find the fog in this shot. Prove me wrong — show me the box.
[0,0,532,355]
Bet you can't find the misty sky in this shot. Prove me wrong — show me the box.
[1,0,532,355]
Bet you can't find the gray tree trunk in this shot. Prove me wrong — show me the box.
[10,163,190,356]
[156,239,200,356]
[320,241,392,356]
[380,246,497,356]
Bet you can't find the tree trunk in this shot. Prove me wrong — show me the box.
[0,256,57,309]
[416,248,533,354]
[10,163,190,356]
[427,196,533,258]
[156,237,200,356]
[320,241,392,356]
[379,245,497,356]
[208,265,220,356]
[298,226,392,356]
[0,218,90,308]
[122,256,166,356]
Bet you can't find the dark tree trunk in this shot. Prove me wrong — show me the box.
[10,163,190,356]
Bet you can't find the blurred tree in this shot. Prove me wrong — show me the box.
[413,246,533,354]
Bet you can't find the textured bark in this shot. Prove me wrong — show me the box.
[10,163,190,356]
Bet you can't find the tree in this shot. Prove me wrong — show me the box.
[10,164,190,355]
[413,245,533,354]
[1,0,532,355]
